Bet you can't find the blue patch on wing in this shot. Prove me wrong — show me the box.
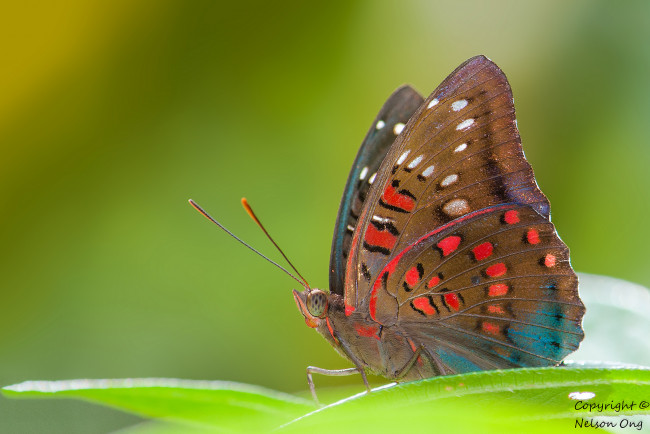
[436,348,482,373]
[506,303,569,360]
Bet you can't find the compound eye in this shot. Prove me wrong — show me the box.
[306,290,328,318]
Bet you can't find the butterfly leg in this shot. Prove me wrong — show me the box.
[390,344,437,380]
[306,366,369,405]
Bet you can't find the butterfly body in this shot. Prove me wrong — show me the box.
[293,56,584,387]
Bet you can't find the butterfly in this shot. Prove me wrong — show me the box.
[291,55,585,401]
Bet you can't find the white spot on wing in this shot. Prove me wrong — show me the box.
[427,98,439,109]
[422,165,435,177]
[368,172,377,184]
[407,155,424,169]
[396,150,411,165]
[346,225,355,232]
[359,166,368,180]
[442,198,470,217]
[393,123,405,135]
[376,120,385,130]
[451,99,468,111]
[440,174,459,187]
[372,215,392,224]
[456,119,475,131]
[454,143,468,153]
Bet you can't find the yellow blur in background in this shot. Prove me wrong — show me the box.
[1,1,649,432]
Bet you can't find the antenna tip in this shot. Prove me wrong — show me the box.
[188,199,204,214]
[241,198,257,222]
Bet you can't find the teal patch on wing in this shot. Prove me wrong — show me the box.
[436,348,482,373]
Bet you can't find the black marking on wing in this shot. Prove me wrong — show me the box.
[416,263,425,278]
[440,293,452,312]
[411,301,427,316]
[369,220,400,236]
[363,243,391,255]
[379,201,411,213]
[361,263,371,281]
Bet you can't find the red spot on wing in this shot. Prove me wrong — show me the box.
[504,210,520,224]
[482,321,500,335]
[444,293,460,311]
[437,235,461,256]
[408,338,417,352]
[472,242,493,261]
[326,317,339,344]
[413,297,437,315]
[382,184,415,212]
[427,275,441,288]
[364,224,397,251]
[544,254,557,267]
[354,323,380,340]
[487,304,505,314]
[527,229,540,245]
[405,266,421,286]
[486,262,507,277]
[488,283,509,296]
[345,303,355,316]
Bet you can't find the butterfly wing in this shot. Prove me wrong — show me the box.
[329,86,423,295]
[342,55,584,372]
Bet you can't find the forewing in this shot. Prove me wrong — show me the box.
[344,56,552,314]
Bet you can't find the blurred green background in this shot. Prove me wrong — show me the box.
[2,1,649,432]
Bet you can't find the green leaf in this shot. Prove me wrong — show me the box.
[4,367,650,434]
[280,365,650,434]
[2,378,315,433]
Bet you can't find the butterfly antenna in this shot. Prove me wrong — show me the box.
[188,199,308,289]
[240,198,311,289]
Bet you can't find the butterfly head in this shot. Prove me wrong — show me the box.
[293,288,329,328]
